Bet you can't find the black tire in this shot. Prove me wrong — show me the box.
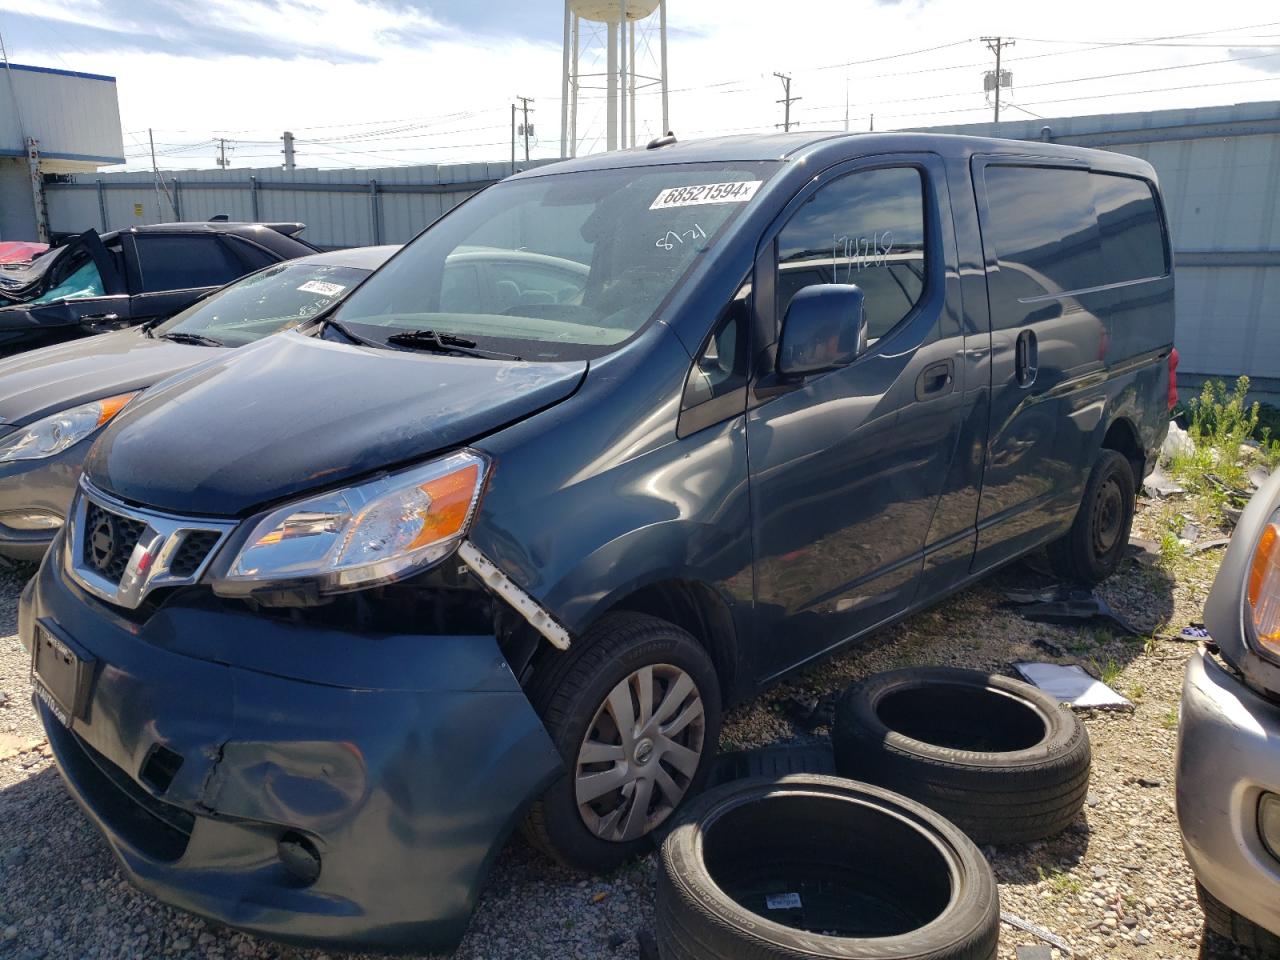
[1198,881,1280,956]
[521,612,722,873]
[833,667,1091,846]
[657,775,999,960]
[1048,448,1136,584]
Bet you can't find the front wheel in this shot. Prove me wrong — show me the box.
[1048,449,1136,584]
[522,612,722,872]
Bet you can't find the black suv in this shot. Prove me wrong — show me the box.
[0,222,317,354]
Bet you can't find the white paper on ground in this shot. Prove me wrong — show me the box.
[1013,661,1132,709]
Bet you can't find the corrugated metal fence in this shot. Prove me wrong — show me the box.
[44,160,557,250]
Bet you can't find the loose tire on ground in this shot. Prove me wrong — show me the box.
[657,774,1000,960]
[1048,448,1137,583]
[1197,882,1280,956]
[522,612,722,873]
[833,667,1091,846]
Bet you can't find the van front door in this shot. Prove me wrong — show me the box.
[746,155,969,681]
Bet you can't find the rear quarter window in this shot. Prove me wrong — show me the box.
[1091,172,1168,283]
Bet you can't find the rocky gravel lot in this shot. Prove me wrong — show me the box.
[0,495,1255,960]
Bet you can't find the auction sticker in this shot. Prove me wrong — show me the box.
[298,280,346,296]
[650,180,762,210]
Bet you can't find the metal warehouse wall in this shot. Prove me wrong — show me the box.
[43,160,557,251]
[919,101,1280,392]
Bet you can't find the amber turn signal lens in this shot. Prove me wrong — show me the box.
[410,463,481,548]
[1248,522,1280,652]
[96,392,137,426]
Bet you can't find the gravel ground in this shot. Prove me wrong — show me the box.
[0,495,1255,960]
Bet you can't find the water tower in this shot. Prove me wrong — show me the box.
[561,0,669,157]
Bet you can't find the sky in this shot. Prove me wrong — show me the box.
[2,0,1280,172]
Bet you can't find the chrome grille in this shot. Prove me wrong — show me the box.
[65,480,237,610]
[82,502,148,582]
[169,531,222,579]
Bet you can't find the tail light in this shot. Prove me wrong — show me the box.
[1168,347,1179,411]
[1248,519,1280,654]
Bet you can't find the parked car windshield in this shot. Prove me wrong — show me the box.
[155,261,373,347]
[330,161,779,360]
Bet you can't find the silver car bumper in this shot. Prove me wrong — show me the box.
[1177,647,1280,936]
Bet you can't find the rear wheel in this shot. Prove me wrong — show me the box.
[1048,448,1136,584]
[522,612,721,872]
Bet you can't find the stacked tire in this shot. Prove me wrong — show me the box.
[656,775,1000,960]
[831,667,1092,846]
[653,667,1092,959]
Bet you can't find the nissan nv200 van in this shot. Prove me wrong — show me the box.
[19,131,1174,951]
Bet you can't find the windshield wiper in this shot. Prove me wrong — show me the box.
[385,329,520,361]
[160,331,225,347]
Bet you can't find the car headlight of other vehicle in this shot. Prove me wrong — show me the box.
[0,392,138,463]
[217,450,488,594]
[1247,512,1280,659]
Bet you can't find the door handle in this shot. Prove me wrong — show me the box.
[1015,329,1038,387]
[915,359,955,401]
[81,313,120,323]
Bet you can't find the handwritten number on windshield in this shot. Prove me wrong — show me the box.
[656,223,708,251]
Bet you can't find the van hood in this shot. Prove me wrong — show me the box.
[83,331,588,517]
[0,328,218,430]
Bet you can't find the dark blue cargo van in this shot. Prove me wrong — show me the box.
[19,132,1174,951]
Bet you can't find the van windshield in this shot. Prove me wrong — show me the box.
[330,162,778,360]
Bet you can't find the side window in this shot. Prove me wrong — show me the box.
[225,237,281,272]
[133,235,245,293]
[982,165,1102,304]
[682,281,751,411]
[777,167,927,342]
[1090,173,1167,284]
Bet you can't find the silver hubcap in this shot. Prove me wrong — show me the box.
[574,664,706,843]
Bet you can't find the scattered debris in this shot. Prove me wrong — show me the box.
[1013,662,1133,711]
[1162,421,1193,459]
[1001,911,1074,956]
[781,694,836,732]
[1191,537,1231,554]
[1003,586,1142,637]
[1127,537,1162,566]
[1143,464,1185,499]
[1016,946,1054,960]
[1180,626,1209,639]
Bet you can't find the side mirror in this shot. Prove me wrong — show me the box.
[777,284,867,378]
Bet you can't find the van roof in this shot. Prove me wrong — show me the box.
[509,130,1155,180]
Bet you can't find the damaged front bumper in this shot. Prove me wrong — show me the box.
[19,546,564,952]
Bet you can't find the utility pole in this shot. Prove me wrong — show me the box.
[281,131,295,172]
[516,95,534,162]
[148,128,175,221]
[774,72,800,133]
[511,104,517,169]
[215,137,230,169]
[981,37,1014,123]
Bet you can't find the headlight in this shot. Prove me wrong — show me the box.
[216,450,488,595]
[0,393,138,463]
[1248,514,1280,657]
